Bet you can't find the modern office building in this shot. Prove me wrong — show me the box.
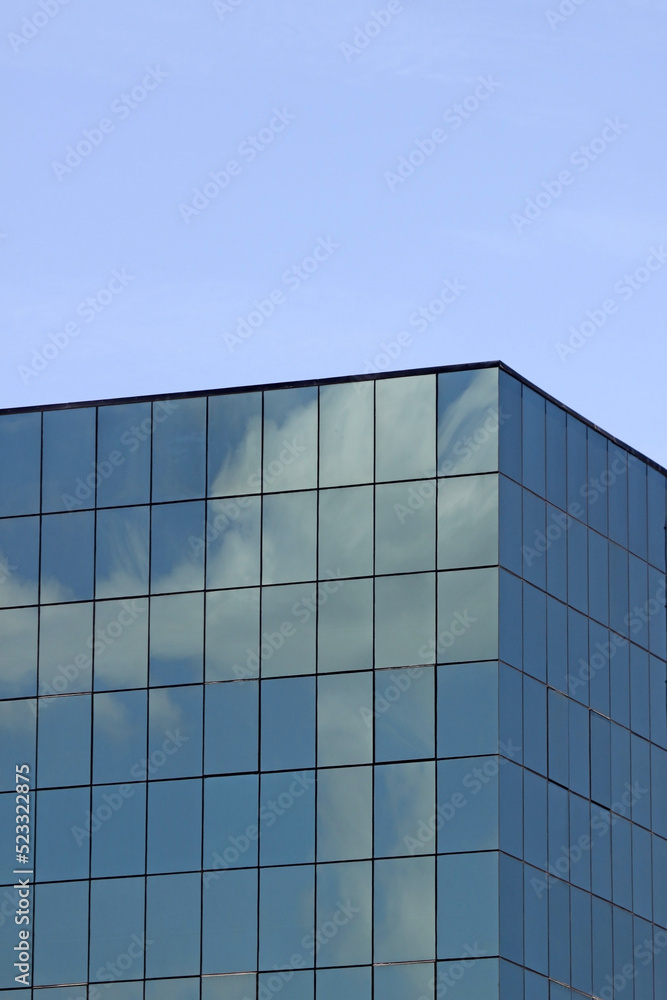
[0,361,665,1000]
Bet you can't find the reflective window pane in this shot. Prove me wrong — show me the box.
[437,568,498,663]
[259,865,314,970]
[208,391,262,497]
[89,877,145,982]
[376,481,436,574]
[41,511,94,603]
[152,396,206,502]
[33,881,88,986]
[96,506,150,598]
[375,665,435,761]
[438,852,499,959]
[375,573,435,668]
[374,856,435,962]
[35,786,90,881]
[260,770,315,866]
[261,677,315,771]
[97,401,151,507]
[145,979,200,1000]
[437,757,499,853]
[202,869,257,975]
[39,603,92,696]
[319,381,374,487]
[375,761,435,857]
[204,773,258,870]
[0,516,39,607]
[147,778,202,873]
[37,694,91,787]
[522,386,546,498]
[93,598,148,690]
[148,686,203,779]
[437,662,499,758]
[263,386,318,492]
[317,577,373,673]
[150,592,203,685]
[204,681,258,774]
[260,583,318,678]
[42,407,96,512]
[316,861,372,966]
[438,367,499,476]
[145,873,201,978]
[205,588,260,681]
[317,766,372,862]
[375,963,435,1000]
[0,411,41,516]
[206,497,261,589]
[262,492,317,584]
[203,973,257,1000]
[376,375,436,481]
[318,486,373,578]
[438,475,498,569]
[0,607,38,699]
[90,782,146,877]
[317,672,372,766]
[317,967,371,1000]
[150,501,205,594]
[0,699,36,792]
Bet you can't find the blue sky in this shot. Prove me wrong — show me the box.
[2,0,666,465]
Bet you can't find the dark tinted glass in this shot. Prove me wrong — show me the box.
[208,392,262,497]
[41,511,94,603]
[152,396,206,502]
[319,381,374,487]
[263,386,318,491]
[42,407,95,512]
[0,516,39,607]
[97,401,151,507]
[438,367,499,476]
[0,411,41,516]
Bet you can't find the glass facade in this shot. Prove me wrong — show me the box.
[0,362,664,999]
